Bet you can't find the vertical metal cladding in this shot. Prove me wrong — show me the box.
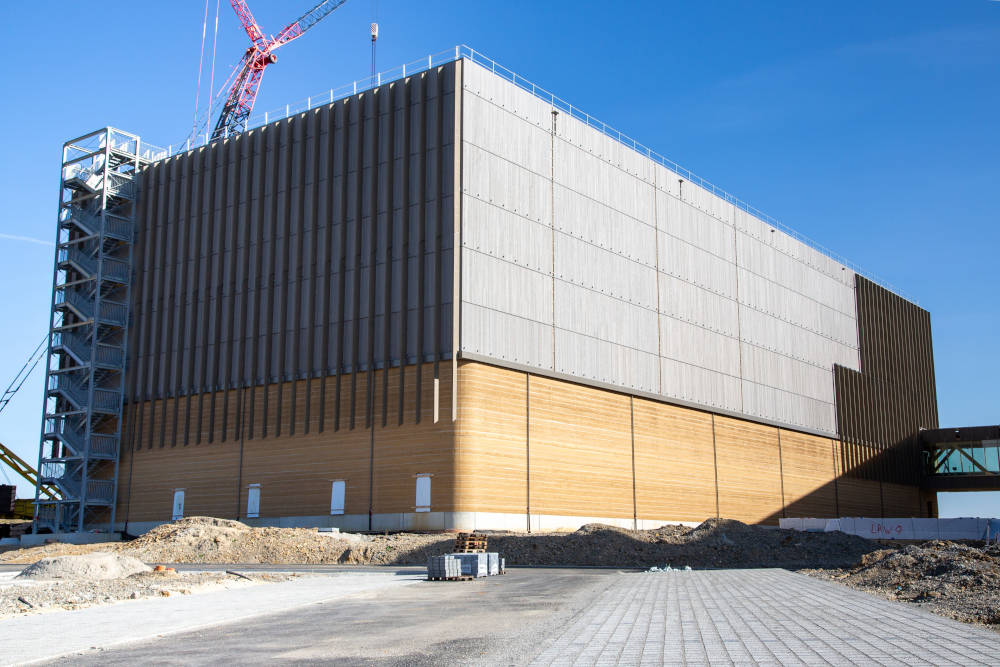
[834,276,938,484]
[125,61,458,446]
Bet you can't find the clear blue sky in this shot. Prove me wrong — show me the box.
[0,1,996,516]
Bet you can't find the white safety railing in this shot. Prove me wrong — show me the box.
[143,44,912,303]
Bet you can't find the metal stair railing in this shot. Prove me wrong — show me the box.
[56,290,128,327]
[48,375,120,414]
[105,172,137,200]
[63,164,103,193]
[94,342,124,367]
[44,416,117,460]
[100,257,130,284]
[51,330,92,367]
[59,246,98,278]
[44,417,85,456]
[86,479,115,504]
[62,207,134,244]
[104,215,134,243]
[48,374,89,410]
[88,433,119,459]
[63,206,101,237]
[97,299,128,327]
[58,247,130,285]
[56,288,94,322]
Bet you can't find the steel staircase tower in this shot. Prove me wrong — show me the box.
[34,128,148,534]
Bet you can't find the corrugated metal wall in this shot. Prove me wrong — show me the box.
[835,276,938,485]
[124,61,458,446]
[459,61,864,436]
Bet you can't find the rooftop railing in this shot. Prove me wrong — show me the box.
[142,44,913,303]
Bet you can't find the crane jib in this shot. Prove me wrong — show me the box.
[212,0,349,141]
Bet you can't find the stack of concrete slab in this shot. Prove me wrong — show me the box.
[454,552,489,578]
[488,552,500,575]
[427,555,462,579]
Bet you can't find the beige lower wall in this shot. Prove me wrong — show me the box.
[119,359,925,528]
[454,361,921,526]
[118,362,456,524]
[632,398,718,522]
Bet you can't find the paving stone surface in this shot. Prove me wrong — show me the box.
[529,569,1000,666]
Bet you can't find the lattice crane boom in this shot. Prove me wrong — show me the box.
[212,0,349,141]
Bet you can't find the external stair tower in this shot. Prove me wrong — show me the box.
[34,128,150,533]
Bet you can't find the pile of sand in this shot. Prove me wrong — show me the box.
[16,552,151,581]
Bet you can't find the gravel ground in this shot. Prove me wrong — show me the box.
[802,540,1000,630]
[2,516,998,632]
[1,568,297,618]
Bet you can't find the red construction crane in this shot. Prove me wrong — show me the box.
[212,0,349,141]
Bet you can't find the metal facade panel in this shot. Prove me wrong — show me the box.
[553,184,655,267]
[462,92,551,177]
[742,380,836,433]
[553,280,658,356]
[659,357,742,412]
[658,274,740,338]
[463,143,550,227]
[462,60,553,128]
[461,302,553,370]
[555,329,659,393]
[737,231,855,314]
[554,233,657,310]
[658,232,737,298]
[657,193,735,262]
[739,305,860,372]
[553,139,654,225]
[461,189,550,274]
[740,342,836,405]
[737,269,856,347]
[462,248,551,324]
[659,316,740,377]
[457,61,889,436]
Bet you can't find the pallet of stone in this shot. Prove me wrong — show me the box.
[453,532,488,553]
[453,552,490,577]
[427,554,463,579]
[487,552,500,576]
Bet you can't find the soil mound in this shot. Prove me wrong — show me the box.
[808,540,1000,626]
[16,552,150,581]
[118,516,382,564]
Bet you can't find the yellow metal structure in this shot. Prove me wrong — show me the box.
[0,442,59,500]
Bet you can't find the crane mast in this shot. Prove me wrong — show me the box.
[212,0,348,141]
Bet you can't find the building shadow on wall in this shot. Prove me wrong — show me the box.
[762,433,933,527]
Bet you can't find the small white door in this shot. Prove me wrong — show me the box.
[246,484,261,518]
[172,489,185,520]
[415,474,431,512]
[330,480,345,515]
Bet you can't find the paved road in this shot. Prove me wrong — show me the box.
[14,568,1000,666]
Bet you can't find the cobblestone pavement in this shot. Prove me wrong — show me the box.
[530,569,1000,666]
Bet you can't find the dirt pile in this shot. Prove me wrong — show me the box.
[17,552,150,580]
[0,517,883,568]
[806,540,1000,627]
[117,516,434,565]
[114,517,881,569]
[490,519,880,569]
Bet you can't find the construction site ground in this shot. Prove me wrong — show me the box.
[0,517,997,636]
[2,567,999,666]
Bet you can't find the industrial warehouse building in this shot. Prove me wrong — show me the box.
[43,51,940,533]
